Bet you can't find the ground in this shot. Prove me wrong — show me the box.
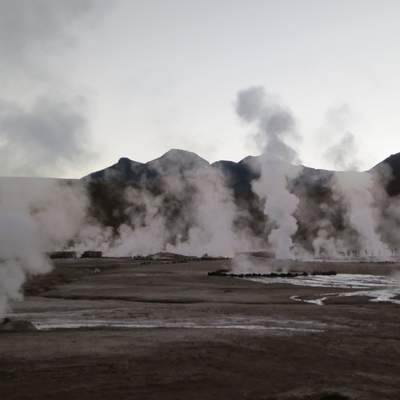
[1,257,400,399]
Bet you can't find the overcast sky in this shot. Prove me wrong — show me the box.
[1,0,400,177]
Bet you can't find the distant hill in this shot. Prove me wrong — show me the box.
[83,149,209,184]
[84,149,336,192]
[3,149,400,253]
[79,150,400,249]
[84,149,400,196]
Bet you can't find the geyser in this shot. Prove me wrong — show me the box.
[236,86,302,259]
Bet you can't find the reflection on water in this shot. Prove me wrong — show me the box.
[33,320,324,332]
[8,310,325,333]
[249,274,400,305]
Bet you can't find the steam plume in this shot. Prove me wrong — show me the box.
[0,179,89,319]
[333,172,390,259]
[236,86,302,259]
[325,132,359,171]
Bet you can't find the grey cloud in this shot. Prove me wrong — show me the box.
[0,0,111,176]
[0,0,101,65]
[0,97,91,176]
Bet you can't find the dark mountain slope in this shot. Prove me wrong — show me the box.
[1,149,400,253]
[80,149,400,251]
[371,152,400,196]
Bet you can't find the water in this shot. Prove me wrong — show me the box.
[248,274,400,305]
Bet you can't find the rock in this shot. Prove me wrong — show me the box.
[0,318,37,332]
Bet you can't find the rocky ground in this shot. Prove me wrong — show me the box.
[1,257,400,399]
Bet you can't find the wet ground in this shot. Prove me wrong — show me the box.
[1,257,400,399]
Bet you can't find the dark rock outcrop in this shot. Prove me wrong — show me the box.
[0,318,37,332]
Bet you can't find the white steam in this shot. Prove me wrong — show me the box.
[236,86,302,259]
[333,172,390,259]
[0,179,89,319]
[97,153,256,258]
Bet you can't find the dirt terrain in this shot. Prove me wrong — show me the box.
[1,257,400,400]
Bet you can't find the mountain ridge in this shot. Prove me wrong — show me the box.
[85,148,390,183]
[84,149,400,196]
[1,149,400,255]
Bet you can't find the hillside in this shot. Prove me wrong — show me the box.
[2,150,400,254]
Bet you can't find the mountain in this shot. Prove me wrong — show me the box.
[80,150,400,246]
[84,149,209,184]
[2,149,400,254]
[83,149,338,200]
[85,149,400,196]
[371,153,400,196]
[147,149,209,176]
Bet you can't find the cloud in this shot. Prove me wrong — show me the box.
[0,0,111,177]
[0,0,101,67]
[0,97,91,176]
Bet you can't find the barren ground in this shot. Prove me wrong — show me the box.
[1,257,400,399]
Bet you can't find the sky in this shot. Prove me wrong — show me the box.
[1,0,400,178]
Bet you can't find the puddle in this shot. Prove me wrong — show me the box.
[339,289,400,305]
[250,274,400,305]
[8,310,325,334]
[33,320,324,333]
[248,274,400,289]
[290,295,327,306]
